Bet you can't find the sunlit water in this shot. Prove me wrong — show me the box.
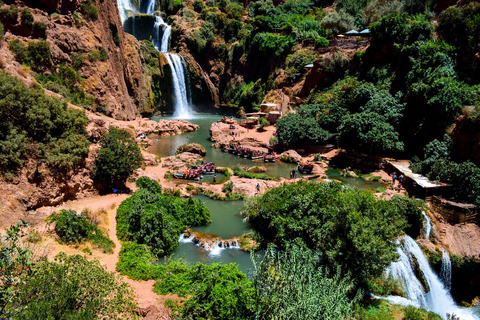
[150,115,297,178]
[159,195,259,275]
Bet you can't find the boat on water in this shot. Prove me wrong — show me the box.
[298,162,314,174]
[174,168,204,180]
[264,154,276,163]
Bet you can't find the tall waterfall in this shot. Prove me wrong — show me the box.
[441,250,452,291]
[381,236,476,320]
[164,53,192,119]
[116,0,194,119]
[422,211,432,240]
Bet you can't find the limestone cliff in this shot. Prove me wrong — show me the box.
[2,0,149,120]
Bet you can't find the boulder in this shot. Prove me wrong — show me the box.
[162,152,203,171]
[279,150,303,164]
[176,143,207,156]
[142,152,159,166]
[230,178,282,198]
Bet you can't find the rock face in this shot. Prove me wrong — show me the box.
[162,152,203,172]
[279,150,303,163]
[3,0,150,120]
[230,178,282,198]
[176,143,207,156]
[209,121,264,149]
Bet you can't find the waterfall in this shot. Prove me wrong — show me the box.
[116,0,194,119]
[441,250,452,290]
[422,211,432,240]
[117,0,137,23]
[164,53,193,119]
[380,236,476,320]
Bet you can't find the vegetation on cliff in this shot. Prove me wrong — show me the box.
[0,72,90,178]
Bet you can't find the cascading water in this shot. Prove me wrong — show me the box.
[164,53,192,119]
[116,0,194,119]
[422,211,432,240]
[441,250,452,290]
[380,236,476,320]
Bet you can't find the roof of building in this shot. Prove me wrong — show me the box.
[388,161,449,189]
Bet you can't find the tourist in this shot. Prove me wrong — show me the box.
[256,183,260,194]
[399,174,404,184]
[391,172,397,186]
[294,170,298,179]
[213,175,217,183]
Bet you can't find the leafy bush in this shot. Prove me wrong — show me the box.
[116,241,165,280]
[320,10,357,35]
[315,36,329,48]
[250,32,294,56]
[73,11,84,27]
[116,178,211,256]
[252,245,357,319]
[46,209,115,253]
[9,39,28,64]
[242,180,406,287]
[285,49,316,71]
[0,21,3,41]
[193,0,205,12]
[14,253,136,319]
[80,0,99,20]
[225,2,243,21]
[153,262,255,319]
[0,5,18,23]
[222,181,233,193]
[32,21,47,38]
[92,127,143,187]
[0,72,89,175]
[21,8,33,28]
[27,39,51,69]
[71,52,85,69]
[99,46,109,61]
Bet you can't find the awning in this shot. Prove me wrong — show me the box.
[304,64,314,68]
[359,29,370,34]
[260,103,277,107]
[346,30,359,35]
[388,161,449,189]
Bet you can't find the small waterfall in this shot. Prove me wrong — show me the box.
[179,234,194,243]
[422,211,432,240]
[163,53,193,119]
[160,24,171,53]
[152,16,171,53]
[145,0,156,15]
[381,236,476,320]
[441,250,452,290]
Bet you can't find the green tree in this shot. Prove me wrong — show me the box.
[242,181,406,286]
[253,245,357,320]
[14,253,136,319]
[153,262,255,320]
[92,127,143,187]
[320,10,357,36]
[0,221,33,318]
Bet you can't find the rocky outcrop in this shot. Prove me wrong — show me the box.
[176,143,207,156]
[209,121,265,149]
[279,150,303,164]
[230,178,283,198]
[142,152,159,166]
[162,152,203,172]
[183,229,241,251]
[2,0,151,120]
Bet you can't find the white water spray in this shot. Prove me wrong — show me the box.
[441,249,452,291]
[422,211,432,240]
[117,0,137,23]
[164,53,192,119]
[380,236,476,319]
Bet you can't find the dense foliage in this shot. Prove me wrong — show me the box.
[116,177,211,256]
[242,181,407,286]
[252,245,357,320]
[46,209,115,253]
[14,253,136,319]
[0,72,89,176]
[154,262,255,320]
[91,127,143,187]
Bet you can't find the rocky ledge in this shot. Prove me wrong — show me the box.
[209,121,264,149]
[183,229,242,251]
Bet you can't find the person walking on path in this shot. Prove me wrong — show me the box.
[256,183,261,194]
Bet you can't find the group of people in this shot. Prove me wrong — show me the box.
[391,172,404,187]
[290,169,298,179]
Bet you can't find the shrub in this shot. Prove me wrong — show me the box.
[73,11,84,27]
[9,39,28,64]
[92,127,143,187]
[88,50,100,62]
[32,21,47,38]
[225,2,243,21]
[71,52,85,69]
[21,8,34,28]
[14,253,136,319]
[0,5,19,24]
[222,181,233,193]
[80,0,99,20]
[46,209,115,253]
[315,36,329,48]
[99,47,109,61]
[320,10,357,35]
[0,72,89,175]
[27,40,51,69]
[0,21,3,41]
[285,49,316,71]
[193,0,205,12]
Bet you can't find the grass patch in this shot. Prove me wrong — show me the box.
[232,166,278,180]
